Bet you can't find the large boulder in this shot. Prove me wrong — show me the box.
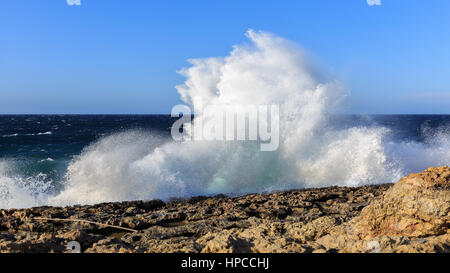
[317,166,450,252]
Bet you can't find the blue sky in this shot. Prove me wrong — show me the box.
[0,0,449,114]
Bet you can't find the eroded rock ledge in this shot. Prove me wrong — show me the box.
[0,167,448,253]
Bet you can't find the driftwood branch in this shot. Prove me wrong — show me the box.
[32,217,137,232]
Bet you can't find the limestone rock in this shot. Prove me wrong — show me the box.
[317,166,450,252]
[0,167,448,253]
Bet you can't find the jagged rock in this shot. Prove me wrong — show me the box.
[197,231,254,253]
[0,167,448,253]
[357,166,449,237]
[288,216,341,241]
[317,166,450,252]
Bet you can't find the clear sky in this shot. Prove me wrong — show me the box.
[1,0,449,114]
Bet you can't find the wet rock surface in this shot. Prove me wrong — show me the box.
[0,167,448,253]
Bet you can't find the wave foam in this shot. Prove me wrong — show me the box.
[1,30,449,208]
[0,160,53,208]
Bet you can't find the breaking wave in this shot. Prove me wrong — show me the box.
[0,30,448,208]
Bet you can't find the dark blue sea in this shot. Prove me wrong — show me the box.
[0,115,449,208]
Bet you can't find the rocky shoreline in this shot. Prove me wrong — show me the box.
[0,167,448,253]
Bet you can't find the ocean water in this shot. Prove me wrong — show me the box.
[0,115,176,208]
[1,30,449,208]
[0,114,448,209]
